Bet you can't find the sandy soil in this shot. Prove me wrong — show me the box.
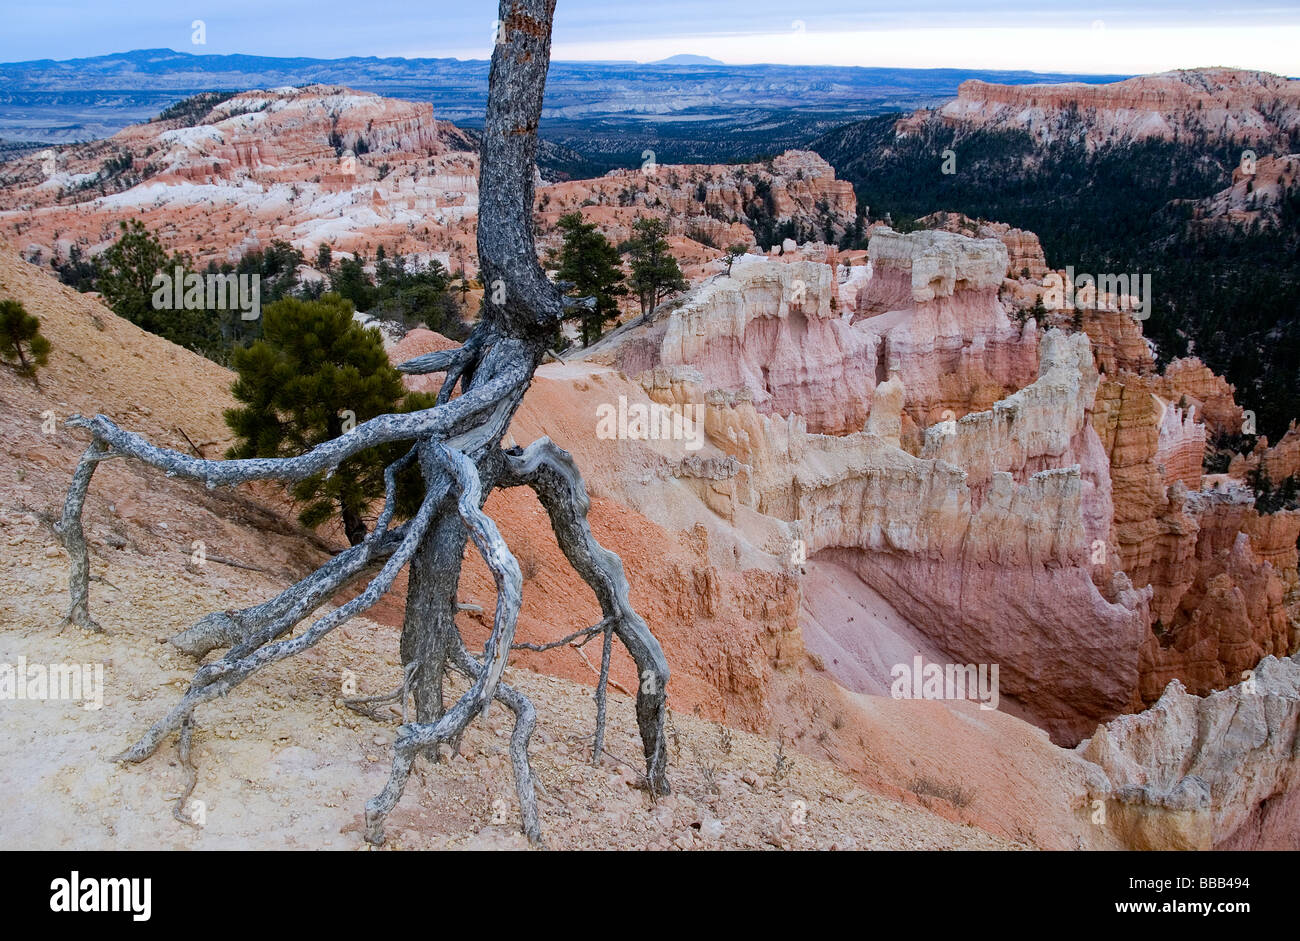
[0,534,1014,851]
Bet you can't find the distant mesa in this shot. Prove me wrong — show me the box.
[647,54,726,66]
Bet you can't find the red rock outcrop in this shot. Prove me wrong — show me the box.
[0,85,481,270]
[1093,367,1299,710]
[1230,424,1300,483]
[1153,357,1244,438]
[536,150,856,258]
[0,89,846,291]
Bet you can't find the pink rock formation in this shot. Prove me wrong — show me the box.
[0,86,481,269]
[1154,357,1244,438]
[856,228,1040,424]
[918,211,1049,280]
[1153,396,1205,490]
[0,90,843,291]
[654,259,881,435]
[699,330,1151,744]
[929,69,1300,148]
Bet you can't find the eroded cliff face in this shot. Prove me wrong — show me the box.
[918,211,1050,281]
[697,332,1149,743]
[591,228,1298,754]
[1230,425,1300,484]
[1092,368,1300,711]
[1155,358,1245,439]
[1080,655,1300,850]
[638,228,1041,437]
[930,69,1300,149]
[0,85,482,269]
[656,260,879,435]
[856,228,1040,426]
[0,89,845,286]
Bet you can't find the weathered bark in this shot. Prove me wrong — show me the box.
[499,437,669,793]
[55,439,108,632]
[57,0,668,845]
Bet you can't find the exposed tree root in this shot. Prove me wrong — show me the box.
[499,437,670,794]
[170,716,201,830]
[344,662,419,723]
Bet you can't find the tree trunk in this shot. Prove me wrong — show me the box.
[341,501,368,546]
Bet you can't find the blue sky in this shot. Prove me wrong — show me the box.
[5,1,1298,74]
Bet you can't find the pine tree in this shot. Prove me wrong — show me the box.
[330,254,377,311]
[223,293,411,545]
[724,243,747,275]
[95,219,173,331]
[1030,295,1049,328]
[555,211,626,345]
[95,219,220,354]
[626,216,688,316]
[0,298,51,380]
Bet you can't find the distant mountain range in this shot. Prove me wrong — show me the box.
[0,47,1129,168]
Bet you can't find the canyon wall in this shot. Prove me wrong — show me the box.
[692,330,1149,744]
[932,69,1300,147]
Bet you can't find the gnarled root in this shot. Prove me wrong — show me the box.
[55,440,110,632]
[500,437,670,795]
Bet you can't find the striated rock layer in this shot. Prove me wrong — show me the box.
[625,229,1043,437]
[0,87,842,286]
[929,68,1300,149]
[855,228,1039,425]
[693,330,1150,744]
